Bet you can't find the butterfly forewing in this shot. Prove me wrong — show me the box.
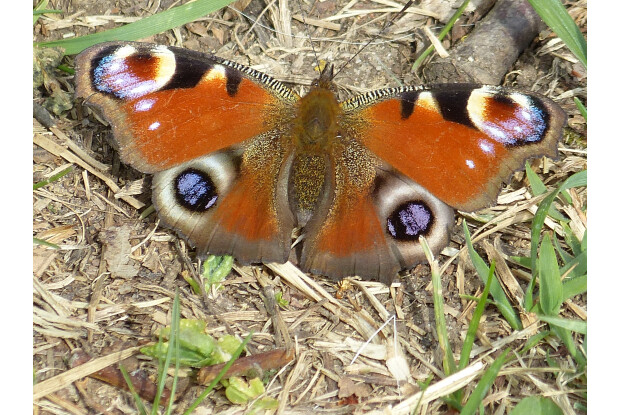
[341,84,566,212]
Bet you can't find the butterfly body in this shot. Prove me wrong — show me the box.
[76,41,566,284]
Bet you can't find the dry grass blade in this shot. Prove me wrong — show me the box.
[33,346,142,400]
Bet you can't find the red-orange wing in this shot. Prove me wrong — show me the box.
[76,42,299,263]
[341,85,566,212]
[75,41,298,173]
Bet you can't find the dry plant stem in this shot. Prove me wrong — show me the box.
[33,133,145,210]
[87,190,115,342]
[33,346,142,400]
[366,362,485,415]
[68,350,175,405]
[256,271,293,349]
[196,347,295,385]
[423,0,545,84]
[43,392,88,415]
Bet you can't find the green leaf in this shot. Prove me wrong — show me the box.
[141,319,217,367]
[527,0,587,67]
[183,332,253,414]
[35,0,236,55]
[224,377,265,404]
[202,255,234,292]
[510,396,563,415]
[538,233,562,315]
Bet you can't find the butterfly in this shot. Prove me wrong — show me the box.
[75,41,566,284]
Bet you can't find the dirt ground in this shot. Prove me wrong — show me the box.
[33,0,587,413]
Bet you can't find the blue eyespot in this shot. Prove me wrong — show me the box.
[174,169,218,211]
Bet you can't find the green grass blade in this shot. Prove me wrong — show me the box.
[33,237,60,249]
[525,163,567,222]
[35,0,236,55]
[119,365,148,415]
[525,162,547,196]
[460,349,510,415]
[519,330,550,356]
[530,170,587,279]
[421,237,457,375]
[411,0,470,72]
[550,324,586,367]
[463,221,522,330]
[574,97,587,121]
[33,0,49,26]
[458,262,495,370]
[559,249,586,281]
[164,291,182,414]
[561,274,587,301]
[538,233,562,316]
[538,315,586,334]
[33,166,73,190]
[527,0,587,66]
[510,396,563,415]
[153,291,181,409]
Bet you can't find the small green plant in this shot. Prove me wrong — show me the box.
[120,292,254,413]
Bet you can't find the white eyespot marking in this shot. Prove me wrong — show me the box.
[203,64,227,82]
[465,159,475,169]
[151,45,176,85]
[416,91,440,112]
[478,139,495,155]
[115,45,137,59]
[134,98,156,112]
[94,45,176,100]
[519,108,532,121]
[485,124,508,141]
[148,121,161,131]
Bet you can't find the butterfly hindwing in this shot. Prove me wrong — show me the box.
[296,132,454,283]
[341,84,566,212]
[152,138,296,265]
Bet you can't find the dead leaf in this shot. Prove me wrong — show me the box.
[100,225,139,278]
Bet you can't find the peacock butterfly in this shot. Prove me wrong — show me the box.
[75,41,566,284]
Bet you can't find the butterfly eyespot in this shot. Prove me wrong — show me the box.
[174,168,218,211]
[386,201,433,241]
[92,44,175,99]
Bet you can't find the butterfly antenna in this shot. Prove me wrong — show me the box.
[295,1,322,78]
[332,0,415,80]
